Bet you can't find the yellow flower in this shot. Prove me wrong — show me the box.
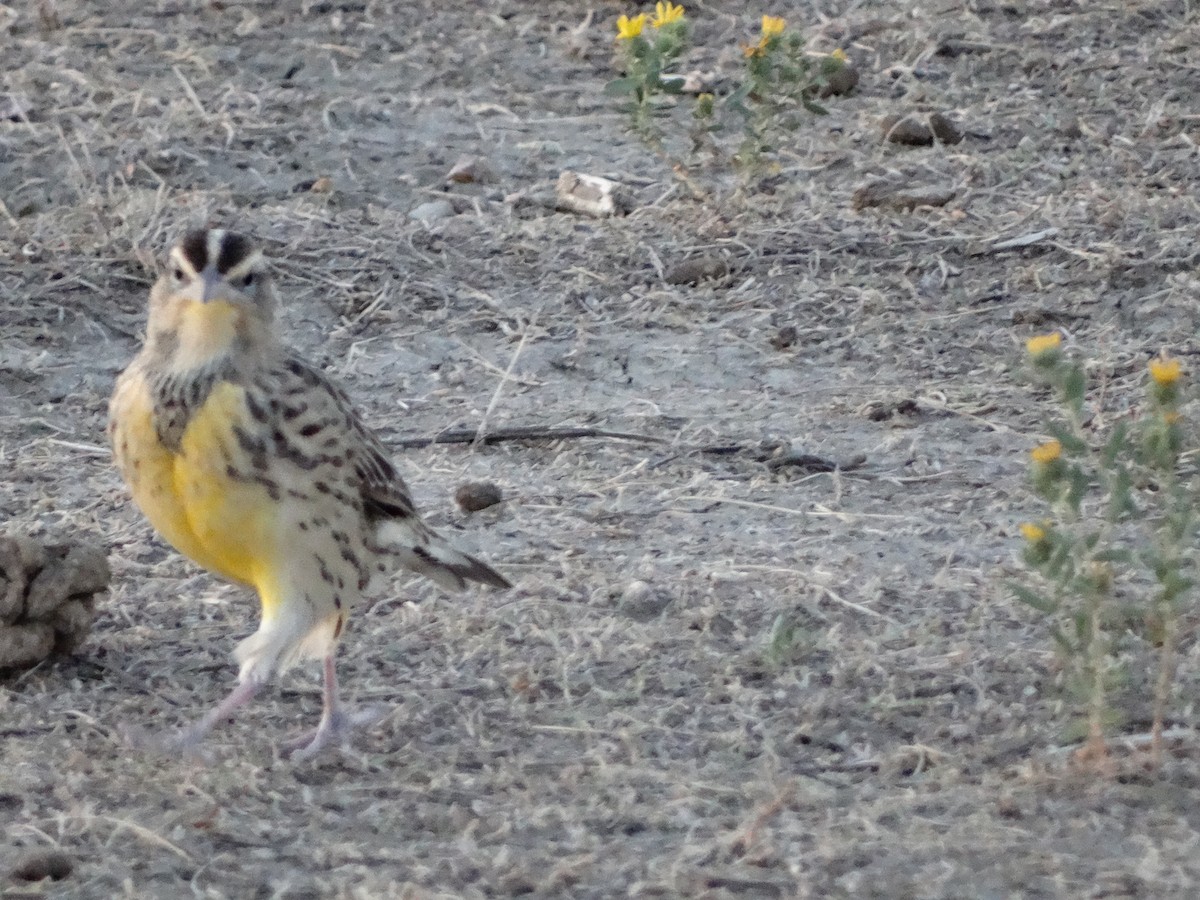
[1020,522,1047,543]
[617,13,647,39]
[1030,440,1063,464]
[831,48,848,62]
[1025,333,1062,356]
[1149,356,1182,386]
[742,37,768,58]
[651,1,685,27]
[761,14,786,37]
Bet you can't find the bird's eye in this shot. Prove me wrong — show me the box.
[172,267,186,282]
[242,272,256,288]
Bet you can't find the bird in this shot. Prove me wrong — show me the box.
[108,228,510,758]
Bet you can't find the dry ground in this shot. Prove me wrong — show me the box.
[5,0,1200,896]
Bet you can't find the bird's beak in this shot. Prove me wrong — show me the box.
[199,268,224,304]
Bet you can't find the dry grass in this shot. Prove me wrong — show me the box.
[5,0,1200,896]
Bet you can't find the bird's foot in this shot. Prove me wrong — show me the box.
[281,704,386,760]
[117,679,259,763]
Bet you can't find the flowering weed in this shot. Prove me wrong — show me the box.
[608,8,851,184]
[1016,335,1193,766]
[606,3,689,140]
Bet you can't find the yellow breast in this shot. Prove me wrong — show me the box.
[111,375,281,604]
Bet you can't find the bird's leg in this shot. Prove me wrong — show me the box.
[282,654,384,759]
[166,678,261,751]
[122,678,261,758]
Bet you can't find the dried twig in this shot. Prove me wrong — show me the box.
[473,310,538,449]
[392,425,666,449]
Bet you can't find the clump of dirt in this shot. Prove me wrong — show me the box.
[9,848,74,883]
[455,480,505,512]
[0,536,110,669]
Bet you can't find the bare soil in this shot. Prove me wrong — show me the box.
[5,0,1200,897]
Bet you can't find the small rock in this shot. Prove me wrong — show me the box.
[928,112,964,144]
[880,114,934,146]
[764,450,867,472]
[408,199,456,223]
[455,481,504,513]
[618,580,672,621]
[1057,115,1082,140]
[446,155,492,184]
[10,849,74,882]
[1011,308,1067,327]
[880,112,964,147]
[555,171,631,218]
[665,256,729,285]
[819,63,859,97]
[862,398,920,421]
[661,69,716,93]
[851,179,957,211]
[770,325,798,350]
[935,37,992,58]
[995,794,1023,820]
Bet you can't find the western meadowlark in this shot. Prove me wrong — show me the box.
[109,228,510,758]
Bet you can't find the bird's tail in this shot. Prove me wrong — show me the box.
[376,520,510,592]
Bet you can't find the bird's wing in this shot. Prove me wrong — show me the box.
[275,354,421,524]
[274,354,509,591]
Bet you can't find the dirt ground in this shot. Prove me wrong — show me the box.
[5,0,1200,896]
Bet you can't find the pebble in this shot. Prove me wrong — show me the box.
[10,849,73,882]
[618,580,672,621]
[455,481,504,513]
[409,199,455,223]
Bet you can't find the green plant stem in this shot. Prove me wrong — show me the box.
[1085,585,1108,758]
[1152,614,1176,763]
[1149,470,1186,765]
[1061,378,1119,752]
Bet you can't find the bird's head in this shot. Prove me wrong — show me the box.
[167,229,266,307]
[147,229,277,371]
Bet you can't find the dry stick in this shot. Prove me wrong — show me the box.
[1047,726,1197,757]
[393,425,665,449]
[675,495,905,521]
[89,814,195,862]
[0,197,19,230]
[707,562,900,624]
[472,308,538,450]
[398,426,866,466]
[395,429,864,461]
[39,438,110,457]
[171,65,208,119]
[815,583,899,625]
[990,227,1060,252]
[730,784,794,854]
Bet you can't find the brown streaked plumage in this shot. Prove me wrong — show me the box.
[108,228,509,757]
